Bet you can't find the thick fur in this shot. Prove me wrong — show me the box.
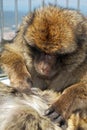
[0,83,60,130]
[0,82,87,130]
[1,5,87,125]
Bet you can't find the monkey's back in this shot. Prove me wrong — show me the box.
[0,82,87,130]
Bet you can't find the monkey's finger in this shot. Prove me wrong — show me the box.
[53,115,67,129]
[45,107,55,116]
[48,111,60,120]
[53,115,65,124]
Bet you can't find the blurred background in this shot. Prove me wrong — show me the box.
[0,0,87,77]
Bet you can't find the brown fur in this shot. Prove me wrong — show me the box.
[0,82,87,130]
[1,5,87,126]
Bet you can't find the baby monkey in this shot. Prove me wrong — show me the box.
[1,5,87,124]
[0,82,87,130]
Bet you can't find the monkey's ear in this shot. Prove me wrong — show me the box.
[22,12,35,33]
[76,20,87,43]
[15,12,35,36]
[23,12,35,26]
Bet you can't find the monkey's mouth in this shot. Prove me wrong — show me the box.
[34,56,58,79]
[37,67,51,77]
[37,72,52,79]
[35,66,57,79]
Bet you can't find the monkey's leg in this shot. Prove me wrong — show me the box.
[1,47,32,91]
[45,82,87,125]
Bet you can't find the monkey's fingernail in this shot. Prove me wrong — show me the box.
[54,115,64,123]
[26,77,32,84]
[45,107,54,115]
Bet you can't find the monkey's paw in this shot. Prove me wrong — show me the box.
[44,89,75,128]
[45,106,66,128]
[11,76,33,93]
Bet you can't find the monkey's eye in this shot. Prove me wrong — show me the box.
[23,36,42,54]
[26,43,42,56]
[29,45,40,53]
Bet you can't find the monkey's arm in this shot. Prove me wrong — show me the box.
[45,82,87,124]
[1,46,32,91]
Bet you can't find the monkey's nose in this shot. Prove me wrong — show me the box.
[41,64,50,75]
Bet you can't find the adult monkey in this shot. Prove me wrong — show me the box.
[1,5,87,124]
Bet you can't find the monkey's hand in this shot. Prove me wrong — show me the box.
[1,48,33,93]
[45,82,87,126]
[11,76,33,93]
[10,72,33,93]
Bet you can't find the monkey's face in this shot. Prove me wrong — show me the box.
[34,52,59,78]
[24,6,86,79]
[25,43,60,78]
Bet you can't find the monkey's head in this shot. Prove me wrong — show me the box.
[24,6,87,79]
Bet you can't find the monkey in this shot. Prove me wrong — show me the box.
[0,82,87,130]
[0,82,60,130]
[1,5,87,125]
